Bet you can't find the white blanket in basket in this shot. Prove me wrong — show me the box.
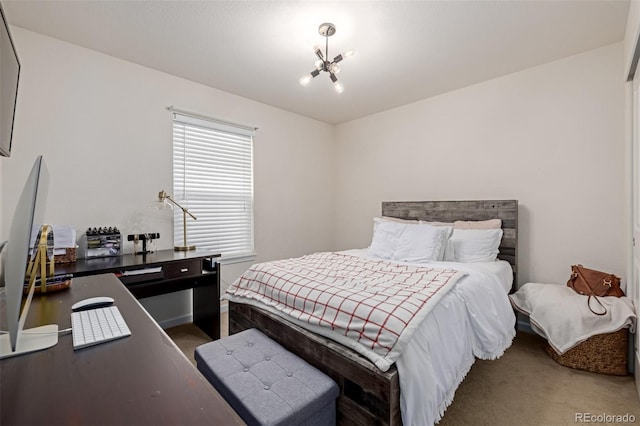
[510,283,636,354]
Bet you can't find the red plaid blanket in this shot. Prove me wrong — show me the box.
[224,252,467,371]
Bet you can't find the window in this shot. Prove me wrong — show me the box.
[172,112,255,262]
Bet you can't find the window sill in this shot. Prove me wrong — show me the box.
[219,254,256,265]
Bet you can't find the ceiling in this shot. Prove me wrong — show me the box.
[3,0,630,125]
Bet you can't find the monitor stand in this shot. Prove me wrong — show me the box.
[0,325,58,359]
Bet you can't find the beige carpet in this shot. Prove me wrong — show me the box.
[166,316,640,425]
[166,313,229,365]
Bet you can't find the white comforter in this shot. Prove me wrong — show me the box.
[225,250,515,425]
[345,250,515,425]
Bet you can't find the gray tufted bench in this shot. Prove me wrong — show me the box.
[195,328,339,426]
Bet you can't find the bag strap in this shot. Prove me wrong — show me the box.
[587,294,607,316]
[576,266,608,314]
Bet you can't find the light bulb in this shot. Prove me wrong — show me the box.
[334,81,344,94]
[314,60,323,70]
[328,63,340,74]
[299,75,311,87]
[343,49,355,58]
[152,200,173,211]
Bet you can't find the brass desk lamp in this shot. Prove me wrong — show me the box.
[156,190,197,251]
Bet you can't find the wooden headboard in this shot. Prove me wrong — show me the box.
[381,200,518,288]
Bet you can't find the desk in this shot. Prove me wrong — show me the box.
[0,274,244,426]
[56,250,221,340]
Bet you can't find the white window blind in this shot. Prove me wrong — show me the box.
[172,112,255,261]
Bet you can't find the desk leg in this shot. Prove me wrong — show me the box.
[193,266,220,341]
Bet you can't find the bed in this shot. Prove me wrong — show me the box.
[227,200,518,425]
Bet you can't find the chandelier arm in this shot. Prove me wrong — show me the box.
[325,34,329,65]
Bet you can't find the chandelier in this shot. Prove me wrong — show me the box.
[299,23,355,93]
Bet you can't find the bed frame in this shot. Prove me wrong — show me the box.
[229,200,518,425]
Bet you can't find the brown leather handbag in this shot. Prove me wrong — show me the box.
[567,265,624,315]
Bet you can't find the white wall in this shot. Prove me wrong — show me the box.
[334,43,625,289]
[0,28,628,328]
[0,27,335,325]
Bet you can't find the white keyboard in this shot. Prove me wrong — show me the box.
[71,306,131,350]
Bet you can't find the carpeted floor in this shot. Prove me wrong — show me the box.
[166,316,640,426]
[167,314,228,365]
[438,332,639,426]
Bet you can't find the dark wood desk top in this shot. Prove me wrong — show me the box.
[55,249,220,277]
[0,273,244,426]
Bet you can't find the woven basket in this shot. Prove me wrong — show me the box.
[23,278,72,294]
[54,247,77,264]
[544,328,629,376]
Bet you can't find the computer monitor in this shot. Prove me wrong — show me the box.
[0,155,58,359]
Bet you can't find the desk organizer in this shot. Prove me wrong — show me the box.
[85,227,121,258]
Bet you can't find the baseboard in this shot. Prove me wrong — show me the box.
[157,314,192,330]
[516,313,534,334]
[158,302,227,329]
[635,352,640,398]
[517,321,534,334]
[629,332,636,374]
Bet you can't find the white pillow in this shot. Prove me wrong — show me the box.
[368,218,449,263]
[394,222,448,263]
[434,225,453,261]
[368,218,402,259]
[444,228,503,263]
[417,221,453,260]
